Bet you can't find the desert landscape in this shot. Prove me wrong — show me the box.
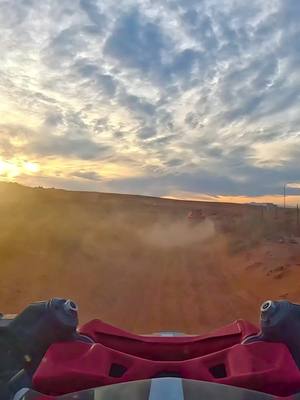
[0,182,300,334]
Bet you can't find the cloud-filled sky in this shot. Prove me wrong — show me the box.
[1,0,300,204]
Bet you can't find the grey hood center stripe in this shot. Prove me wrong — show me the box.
[149,378,184,400]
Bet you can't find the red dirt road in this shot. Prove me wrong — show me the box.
[1,183,300,333]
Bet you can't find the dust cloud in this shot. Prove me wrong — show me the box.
[139,219,216,248]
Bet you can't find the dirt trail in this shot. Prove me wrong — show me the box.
[2,233,253,334]
[1,183,300,334]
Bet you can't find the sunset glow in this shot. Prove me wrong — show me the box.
[0,0,300,202]
[164,193,300,207]
[0,159,40,178]
[0,160,20,178]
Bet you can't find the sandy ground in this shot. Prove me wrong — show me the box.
[0,182,300,334]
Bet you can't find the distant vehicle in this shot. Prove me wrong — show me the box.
[187,209,205,222]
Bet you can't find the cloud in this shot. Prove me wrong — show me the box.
[118,91,156,118]
[44,112,64,127]
[1,0,300,200]
[73,59,118,96]
[184,112,204,129]
[27,135,112,160]
[251,136,300,168]
[138,127,157,139]
[79,0,106,31]
[71,170,102,181]
[104,8,170,77]
[287,183,300,190]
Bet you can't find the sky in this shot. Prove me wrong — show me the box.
[1,0,300,205]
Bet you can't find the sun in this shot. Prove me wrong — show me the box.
[23,162,40,173]
[0,159,40,178]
